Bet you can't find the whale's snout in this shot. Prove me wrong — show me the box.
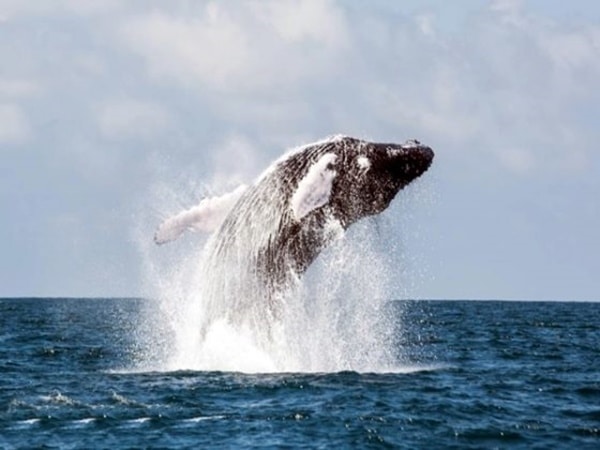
[373,140,434,183]
[411,145,434,176]
[416,145,434,166]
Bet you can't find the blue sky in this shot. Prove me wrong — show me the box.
[1,0,599,300]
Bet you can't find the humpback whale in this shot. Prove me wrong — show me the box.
[155,135,434,324]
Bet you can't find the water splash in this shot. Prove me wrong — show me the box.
[135,208,415,373]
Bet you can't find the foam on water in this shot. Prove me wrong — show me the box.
[70,418,95,426]
[40,391,79,406]
[183,415,226,423]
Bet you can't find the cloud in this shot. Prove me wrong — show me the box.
[476,6,600,174]
[120,0,349,93]
[115,1,600,177]
[0,103,30,144]
[252,0,348,45]
[95,98,172,140]
[357,4,600,176]
[121,6,251,90]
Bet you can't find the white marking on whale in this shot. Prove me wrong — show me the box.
[291,152,337,221]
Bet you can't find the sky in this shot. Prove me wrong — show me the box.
[1,0,599,300]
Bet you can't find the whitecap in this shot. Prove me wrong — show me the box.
[70,417,95,426]
[183,415,226,423]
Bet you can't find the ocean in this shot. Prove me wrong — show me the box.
[1,298,598,449]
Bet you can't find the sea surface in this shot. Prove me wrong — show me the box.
[1,298,599,449]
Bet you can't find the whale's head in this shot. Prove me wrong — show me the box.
[326,136,434,227]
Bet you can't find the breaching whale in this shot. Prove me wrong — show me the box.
[155,135,434,324]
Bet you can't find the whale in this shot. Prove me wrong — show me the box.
[155,135,434,324]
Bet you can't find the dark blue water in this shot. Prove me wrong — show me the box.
[1,298,598,448]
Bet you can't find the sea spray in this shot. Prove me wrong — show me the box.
[136,215,406,373]
[278,219,397,372]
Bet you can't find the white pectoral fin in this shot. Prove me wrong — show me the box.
[154,184,247,245]
[290,153,337,221]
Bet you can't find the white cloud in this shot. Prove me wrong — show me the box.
[96,98,171,140]
[252,0,348,45]
[120,0,349,92]
[351,3,600,175]
[112,1,600,177]
[122,7,250,90]
[0,103,30,144]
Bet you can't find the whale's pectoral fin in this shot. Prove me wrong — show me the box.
[154,184,248,245]
[290,153,337,221]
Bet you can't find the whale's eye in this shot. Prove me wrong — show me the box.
[357,156,371,171]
